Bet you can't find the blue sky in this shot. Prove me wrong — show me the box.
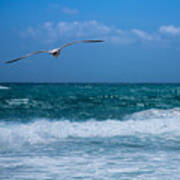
[0,0,180,82]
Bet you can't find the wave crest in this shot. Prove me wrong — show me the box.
[0,108,180,150]
[0,85,10,90]
[125,108,180,120]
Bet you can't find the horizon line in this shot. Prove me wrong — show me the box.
[1,82,180,84]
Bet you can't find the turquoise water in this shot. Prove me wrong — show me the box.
[0,83,180,179]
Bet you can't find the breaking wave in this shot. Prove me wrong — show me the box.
[0,108,180,151]
[125,108,180,120]
[0,85,10,90]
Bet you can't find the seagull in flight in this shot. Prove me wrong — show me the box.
[5,40,104,64]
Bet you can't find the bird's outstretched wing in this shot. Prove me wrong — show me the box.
[60,40,104,50]
[5,50,48,64]
[5,40,104,64]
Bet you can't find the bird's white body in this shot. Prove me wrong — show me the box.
[49,48,61,58]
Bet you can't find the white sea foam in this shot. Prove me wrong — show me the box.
[126,108,180,120]
[6,98,29,106]
[0,85,9,90]
[0,108,180,149]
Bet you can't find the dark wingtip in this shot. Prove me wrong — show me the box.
[5,60,15,64]
[5,61,12,64]
[84,40,105,43]
[93,40,105,42]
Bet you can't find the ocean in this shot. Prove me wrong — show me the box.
[0,83,180,179]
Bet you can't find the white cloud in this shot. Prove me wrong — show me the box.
[48,4,79,15]
[61,7,79,15]
[23,20,124,44]
[56,20,112,37]
[159,25,180,35]
[132,29,153,41]
[22,21,180,46]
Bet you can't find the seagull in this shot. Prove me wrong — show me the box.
[5,40,104,64]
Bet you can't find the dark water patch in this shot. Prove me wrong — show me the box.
[0,83,180,122]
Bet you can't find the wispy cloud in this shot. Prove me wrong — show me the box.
[48,3,79,15]
[21,20,180,46]
[159,25,180,35]
[132,29,153,41]
[56,20,111,37]
[22,20,120,43]
[61,7,79,15]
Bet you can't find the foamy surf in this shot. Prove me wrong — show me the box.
[0,108,180,150]
[125,108,180,120]
[6,98,29,106]
[0,85,9,90]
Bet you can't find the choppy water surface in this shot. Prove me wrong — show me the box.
[0,83,180,179]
